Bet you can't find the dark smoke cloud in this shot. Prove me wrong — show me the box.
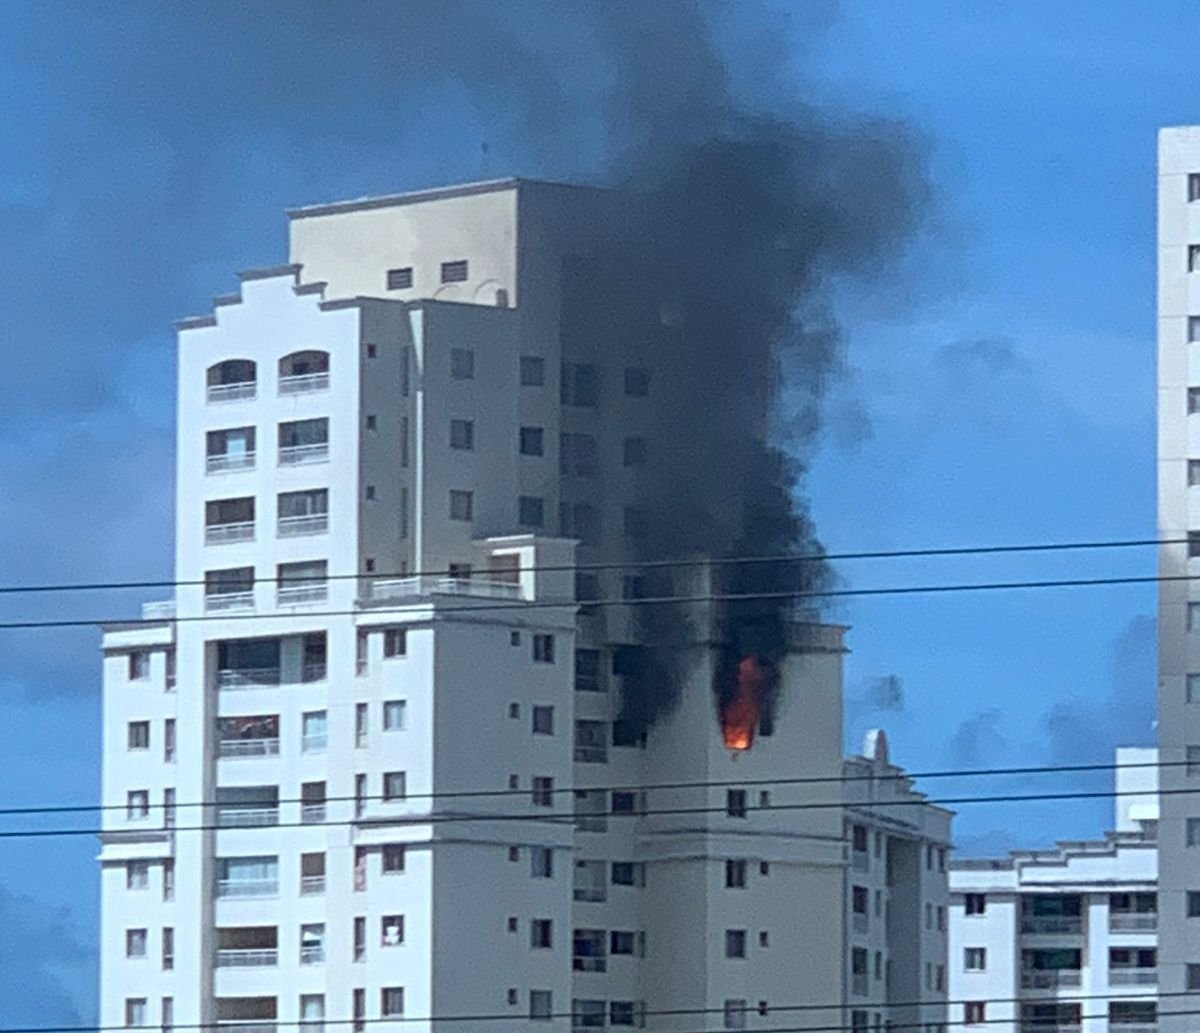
[864,675,906,712]
[947,708,1007,767]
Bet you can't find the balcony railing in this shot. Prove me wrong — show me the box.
[1109,1024,1156,1033]
[216,807,279,828]
[301,804,327,824]
[206,452,256,474]
[1021,1026,1080,1033]
[277,583,328,605]
[573,888,607,903]
[216,667,281,689]
[302,663,327,683]
[1110,913,1157,932]
[852,913,869,934]
[279,372,329,395]
[215,879,279,899]
[365,576,523,602]
[214,948,277,967]
[575,675,603,693]
[573,957,607,973]
[300,945,325,965]
[142,600,176,620]
[205,522,255,545]
[278,514,328,538]
[1109,969,1158,986]
[1021,970,1082,989]
[279,443,329,466]
[216,738,280,758]
[1021,916,1083,935]
[302,733,327,754]
[574,745,608,764]
[207,381,256,403]
[300,875,325,895]
[205,590,255,612]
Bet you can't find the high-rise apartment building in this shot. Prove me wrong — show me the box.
[1158,127,1200,1024]
[98,180,859,1033]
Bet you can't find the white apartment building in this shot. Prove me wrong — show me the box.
[98,180,863,1033]
[843,730,953,1033]
[948,749,1160,1033]
[1158,126,1200,1029]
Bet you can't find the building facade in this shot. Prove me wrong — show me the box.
[948,750,1159,1033]
[98,180,859,1033]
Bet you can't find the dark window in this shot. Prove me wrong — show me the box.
[530,919,553,949]
[520,356,545,386]
[727,789,747,818]
[451,348,474,380]
[725,929,746,958]
[726,860,747,888]
[561,363,599,407]
[624,367,650,396]
[965,893,987,916]
[450,419,474,450]
[612,720,644,748]
[441,260,469,283]
[449,490,474,521]
[386,267,413,290]
[561,433,598,476]
[533,635,555,663]
[623,437,646,467]
[519,496,545,527]
[520,427,544,456]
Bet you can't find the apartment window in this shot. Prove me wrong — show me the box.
[938,847,947,871]
[612,862,645,887]
[760,931,770,948]
[400,418,409,468]
[1189,964,1200,991]
[449,418,475,451]
[850,1011,868,1033]
[965,893,987,915]
[383,700,407,731]
[441,259,468,283]
[962,946,987,972]
[623,437,646,467]
[383,771,407,801]
[381,987,405,1018]
[873,950,881,978]
[561,363,599,407]
[163,719,175,762]
[724,999,747,1030]
[352,916,367,962]
[162,996,173,1033]
[726,859,747,888]
[724,929,746,958]
[520,426,544,456]
[531,918,553,949]
[612,720,644,748]
[162,859,174,901]
[532,776,554,806]
[1189,674,1200,702]
[381,915,404,947]
[354,702,368,748]
[162,927,174,970]
[352,989,366,1033]
[509,702,520,719]
[530,990,553,1021]
[384,627,407,658]
[852,885,868,913]
[449,489,474,521]
[366,343,377,358]
[1188,818,1200,846]
[126,651,151,681]
[532,706,555,735]
[533,634,555,663]
[936,964,945,990]
[965,1003,986,1026]
[610,1002,639,1027]
[1189,746,1200,777]
[125,928,147,958]
[507,989,519,1007]
[520,355,545,386]
[127,791,150,820]
[1191,245,1200,273]
[128,721,150,750]
[610,930,638,956]
[387,267,413,290]
[624,367,650,397]
[125,999,147,1028]
[450,347,474,379]
[276,560,327,604]
[127,861,149,890]
[938,905,946,930]
[531,846,553,878]
[382,845,406,874]
[727,789,748,817]
[519,495,545,527]
[1191,387,1200,414]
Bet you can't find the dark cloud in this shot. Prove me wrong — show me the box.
[947,708,1007,767]
[0,883,93,1025]
[864,674,905,712]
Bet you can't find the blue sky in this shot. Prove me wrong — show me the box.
[0,0,1191,1021]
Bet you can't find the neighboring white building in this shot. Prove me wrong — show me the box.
[1158,125,1200,1029]
[948,750,1159,1033]
[98,180,861,1033]
[843,730,953,1033]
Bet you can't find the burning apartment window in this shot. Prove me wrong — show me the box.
[726,789,747,818]
[532,634,555,663]
[612,720,645,748]
[725,860,747,888]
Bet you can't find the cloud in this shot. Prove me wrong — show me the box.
[947,708,1007,767]
[0,883,93,1025]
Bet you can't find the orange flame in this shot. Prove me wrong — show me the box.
[721,656,763,751]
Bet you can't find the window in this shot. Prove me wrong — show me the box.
[162,927,174,970]
[381,915,404,946]
[127,651,151,681]
[530,991,553,1021]
[531,847,553,878]
[1189,674,1200,702]
[383,700,407,731]
[612,862,645,887]
[449,489,474,521]
[163,718,176,762]
[1191,387,1200,413]
[936,964,945,990]
[380,845,405,874]
[450,418,475,450]
[1190,892,1200,918]
[1190,245,1200,273]
[611,791,638,815]
[560,432,599,476]
[532,777,554,806]
[509,702,520,719]
[573,999,606,1028]
[964,1003,985,1026]
[533,634,555,663]
[162,997,173,1033]
[519,496,545,527]
[531,919,553,949]
[610,1002,639,1027]
[852,885,868,913]
[450,348,474,379]
[624,367,650,397]
[387,267,413,290]
[277,560,327,603]
[723,999,747,1030]
[725,929,746,958]
[1188,818,1200,846]
[521,355,545,386]
[1191,174,1200,202]
[353,989,366,1033]
[354,703,369,748]
[127,791,150,820]
[507,989,518,1007]
[612,720,644,748]
[561,363,599,407]
[726,859,747,888]
[163,859,174,901]
[1189,963,1200,991]
[383,771,406,801]
[127,861,149,890]
[1190,746,1200,777]
[520,427,544,456]
[727,789,747,817]
[125,999,147,1028]
[441,259,469,283]
[623,437,646,467]
[938,905,946,931]
[381,987,405,1018]
[925,903,933,929]
[384,628,407,658]
[575,573,601,603]
[938,847,947,871]
[302,711,327,753]
[965,893,987,916]
[353,916,367,961]
[126,928,147,958]
[128,721,150,750]
[611,930,638,955]
[850,1011,868,1033]
[532,706,555,735]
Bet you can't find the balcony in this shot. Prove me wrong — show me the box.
[300,804,326,825]
[214,948,277,968]
[573,887,607,903]
[277,583,328,606]
[1110,1025,1156,1033]
[216,807,279,829]
[207,452,256,474]
[365,576,523,602]
[1110,913,1157,932]
[302,733,327,754]
[574,745,607,764]
[217,1024,275,1033]
[1021,917,1083,935]
[206,522,255,545]
[1109,969,1158,986]
[1021,971,1082,989]
[208,381,256,403]
[573,957,607,974]
[216,739,280,759]
[206,590,255,612]
[302,662,327,683]
[279,372,329,395]
[300,875,325,896]
[278,514,328,538]
[300,945,325,965]
[142,599,176,620]
[215,879,278,899]
[1021,1026,1080,1033]
[279,443,328,466]
[217,667,281,690]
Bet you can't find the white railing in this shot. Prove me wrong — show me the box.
[142,600,176,619]
[1022,916,1083,935]
[216,807,279,828]
[279,443,329,466]
[217,667,281,689]
[214,948,277,967]
[1110,913,1157,932]
[1021,970,1082,989]
[302,733,327,754]
[205,590,255,612]
[851,852,869,873]
[300,875,326,895]
[301,804,327,824]
[215,879,278,899]
[852,913,869,934]
[278,514,328,538]
[278,583,328,605]
[300,945,326,965]
[207,381,256,403]
[1109,969,1158,986]
[573,888,607,903]
[366,576,523,602]
[216,738,280,758]
[206,453,256,474]
[279,372,329,395]
[205,522,255,545]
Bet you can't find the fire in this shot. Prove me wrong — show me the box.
[721,656,763,751]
